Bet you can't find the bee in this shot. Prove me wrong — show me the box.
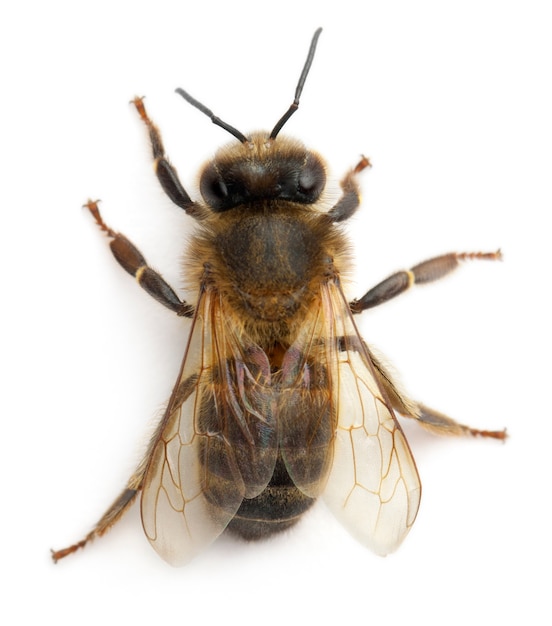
[52,28,505,566]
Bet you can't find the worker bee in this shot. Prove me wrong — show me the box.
[52,28,505,566]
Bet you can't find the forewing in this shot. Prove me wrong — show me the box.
[278,308,335,499]
[141,287,277,566]
[321,280,421,555]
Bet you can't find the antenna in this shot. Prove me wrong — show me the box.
[269,28,322,139]
[175,28,323,143]
[175,87,249,143]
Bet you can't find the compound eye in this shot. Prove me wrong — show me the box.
[200,164,228,209]
[297,154,326,201]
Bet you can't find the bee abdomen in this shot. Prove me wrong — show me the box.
[226,456,316,540]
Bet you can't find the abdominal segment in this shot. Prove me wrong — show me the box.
[226,454,317,539]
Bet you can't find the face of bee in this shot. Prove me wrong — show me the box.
[199,134,327,212]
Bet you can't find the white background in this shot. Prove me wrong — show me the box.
[2,1,550,624]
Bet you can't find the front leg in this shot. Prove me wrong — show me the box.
[350,250,502,313]
[327,155,371,222]
[85,200,193,317]
[132,97,203,218]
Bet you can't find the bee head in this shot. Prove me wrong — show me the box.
[175,29,324,212]
[198,134,326,211]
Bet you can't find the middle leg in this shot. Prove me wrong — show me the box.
[350,250,502,313]
[85,200,194,317]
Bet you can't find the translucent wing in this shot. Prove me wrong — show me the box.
[277,306,336,499]
[140,286,278,566]
[320,279,421,555]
